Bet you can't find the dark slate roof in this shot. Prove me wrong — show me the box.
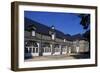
[64,34,73,41]
[72,34,86,41]
[25,17,65,39]
[25,17,50,36]
[25,17,86,41]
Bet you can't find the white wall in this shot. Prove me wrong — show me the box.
[0,0,99,73]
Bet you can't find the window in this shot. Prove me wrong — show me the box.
[33,48,35,53]
[32,31,35,36]
[64,39,66,42]
[52,34,55,40]
[36,48,38,53]
[25,47,28,53]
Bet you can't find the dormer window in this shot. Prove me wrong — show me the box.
[50,25,56,40]
[64,39,66,42]
[30,26,36,37]
[25,41,27,44]
[52,34,55,40]
[32,30,35,36]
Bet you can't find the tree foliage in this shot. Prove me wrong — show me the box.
[79,14,90,29]
[79,14,90,42]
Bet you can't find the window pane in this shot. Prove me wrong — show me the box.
[36,48,38,53]
[33,48,35,53]
[25,47,28,53]
[32,31,35,36]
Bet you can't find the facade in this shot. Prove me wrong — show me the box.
[24,17,89,58]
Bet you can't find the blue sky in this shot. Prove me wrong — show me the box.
[24,11,84,35]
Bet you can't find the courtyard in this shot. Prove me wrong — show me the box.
[25,53,90,62]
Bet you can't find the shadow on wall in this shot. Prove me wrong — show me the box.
[72,52,90,59]
[24,47,33,59]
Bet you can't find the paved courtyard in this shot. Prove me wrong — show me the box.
[25,53,84,62]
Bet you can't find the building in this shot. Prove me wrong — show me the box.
[24,17,89,58]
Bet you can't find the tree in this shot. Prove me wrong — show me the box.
[78,14,90,42]
[79,14,90,30]
[79,14,90,54]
